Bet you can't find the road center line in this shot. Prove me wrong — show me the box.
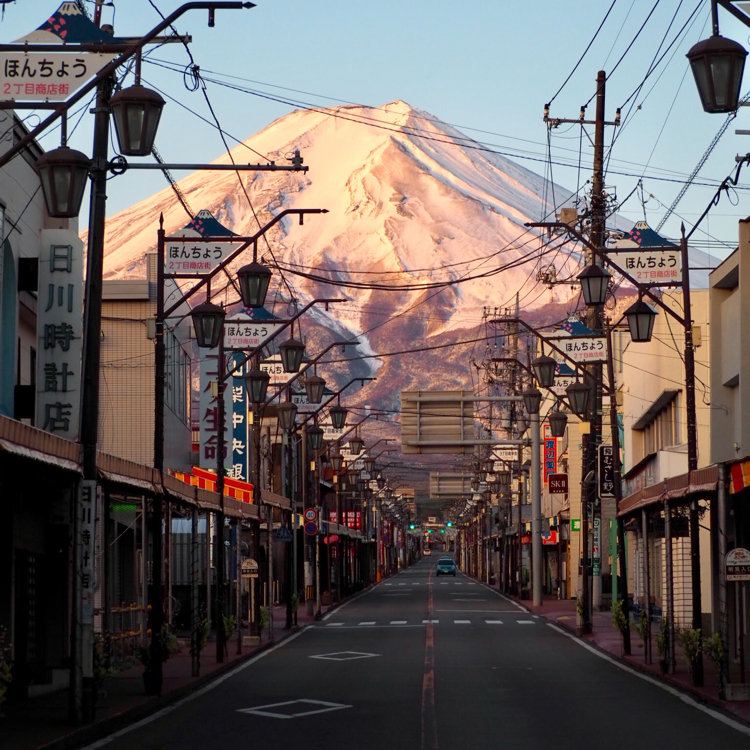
[421,571,439,750]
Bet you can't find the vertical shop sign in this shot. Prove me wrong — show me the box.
[36,231,84,439]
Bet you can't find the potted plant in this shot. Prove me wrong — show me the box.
[259,606,270,638]
[703,631,726,697]
[139,623,179,695]
[0,625,12,714]
[656,617,670,672]
[575,597,584,636]
[93,632,115,697]
[222,615,237,644]
[677,628,703,685]
[611,599,627,633]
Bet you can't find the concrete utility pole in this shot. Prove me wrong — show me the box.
[544,70,619,633]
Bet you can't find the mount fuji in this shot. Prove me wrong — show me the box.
[99,100,589,415]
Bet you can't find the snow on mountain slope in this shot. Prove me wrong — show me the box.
[99,101,584,407]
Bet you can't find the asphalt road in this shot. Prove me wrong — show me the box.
[85,558,750,750]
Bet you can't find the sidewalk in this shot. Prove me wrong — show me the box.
[509,592,750,728]
[0,601,326,750]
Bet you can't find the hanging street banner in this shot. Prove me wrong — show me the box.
[1,3,119,102]
[224,316,286,350]
[291,387,336,414]
[609,220,681,285]
[607,248,681,284]
[547,318,607,364]
[165,211,243,275]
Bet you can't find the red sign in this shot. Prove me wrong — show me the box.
[542,529,558,546]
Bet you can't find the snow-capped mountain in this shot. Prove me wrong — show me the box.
[99,101,585,413]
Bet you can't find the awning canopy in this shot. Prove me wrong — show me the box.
[618,465,718,517]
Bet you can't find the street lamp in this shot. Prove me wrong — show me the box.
[548,407,568,438]
[307,424,325,453]
[348,434,365,455]
[244,366,270,404]
[531,354,556,389]
[34,145,91,218]
[329,404,348,430]
[278,400,298,431]
[279,336,305,373]
[624,299,657,343]
[190,301,226,348]
[35,81,165,216]
[109,83,165,156]
[578,263,611,306]
[237,261,272,308]
[566,380,590,418]
[304,373,326,404]
[687,33,747,113]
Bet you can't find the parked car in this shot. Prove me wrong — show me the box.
[436,556,457,576]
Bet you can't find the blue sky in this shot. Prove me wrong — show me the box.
[4,1,750,265]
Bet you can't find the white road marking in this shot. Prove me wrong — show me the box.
[485,620,504,625]
[454,619,472,624]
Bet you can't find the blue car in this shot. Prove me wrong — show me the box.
[436,557,457,576]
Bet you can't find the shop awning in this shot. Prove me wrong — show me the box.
[618,465,718,517]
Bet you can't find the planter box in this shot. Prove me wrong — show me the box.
[725,683,750,701]
[242,635,260,647]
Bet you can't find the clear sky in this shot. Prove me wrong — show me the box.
[4,0,750,266]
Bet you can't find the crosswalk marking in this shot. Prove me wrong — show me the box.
[323,618,536,628]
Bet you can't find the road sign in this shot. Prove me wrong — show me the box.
[571,518,581,532]
[241,558,259,578]
[275,525,293,542]
[727,548,750,581]
[304,508,318,522]
[304,521,318,536]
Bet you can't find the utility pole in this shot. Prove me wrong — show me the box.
[545,71,619,632]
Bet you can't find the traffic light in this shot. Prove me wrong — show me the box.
[409,523,415,530]
[440,528,445,534]
[446,521,452,527]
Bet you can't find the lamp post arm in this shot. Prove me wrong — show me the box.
[220,298,346,382]
[264,339,360,402]
[295,377,376,430]
[0,2,255,168]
